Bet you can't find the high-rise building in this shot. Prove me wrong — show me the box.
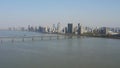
[65,27,68,34]
[77,23,81,35]
[74,26,78,34]
[28,25,31,31]
[68,23,73,34]
[99,27,110,35]
[52,24,56,32]
[77,24,88,35]
[57,22,61,33]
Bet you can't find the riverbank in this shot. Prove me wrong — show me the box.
[47,32,120,39]
[27,31,120,40]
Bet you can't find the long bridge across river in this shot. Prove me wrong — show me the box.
[0,35,84,43]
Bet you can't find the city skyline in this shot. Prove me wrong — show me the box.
[0,0,120,28]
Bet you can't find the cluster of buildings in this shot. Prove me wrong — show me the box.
[93,27,120,36]
[8,27,26,31]
[27,23,120,36]
[27,23,61,33]
[27,23,91,35]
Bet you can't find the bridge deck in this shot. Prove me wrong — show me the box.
[0,35,82,43]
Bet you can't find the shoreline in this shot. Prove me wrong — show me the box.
[45,32,120,40]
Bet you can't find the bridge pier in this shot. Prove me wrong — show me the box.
[32,37,34,41]
[64,36,67,39]
[11,39,14,43]
[1,40,3,44]
[41,36,43,40]
[57,36,59,40]
[22,38,24,42]
[49,36,51,40]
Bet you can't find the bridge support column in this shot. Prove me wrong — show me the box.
[49,36,51,40]
[57,36,59,40]
[1,40,3,44]
[12,39,14,43]
[64,36,66,39]
[41,37,43,40]
[32,37,34,41]
[22,38,24,42]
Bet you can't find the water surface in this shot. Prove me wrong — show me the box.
[0,31,120,68]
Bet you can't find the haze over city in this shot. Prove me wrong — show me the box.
[0,0,120,29]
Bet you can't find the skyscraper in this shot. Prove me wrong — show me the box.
[68,23,73,34]
[77,23,81,35]
[52,24,56,32]
[57,22,61,33]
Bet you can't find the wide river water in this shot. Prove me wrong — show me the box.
[0,30,120,68]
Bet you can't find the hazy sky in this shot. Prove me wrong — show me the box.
[0,0,120,28]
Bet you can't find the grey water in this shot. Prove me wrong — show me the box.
[0,30,120,68]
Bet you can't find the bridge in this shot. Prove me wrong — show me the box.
[0,35,83,43]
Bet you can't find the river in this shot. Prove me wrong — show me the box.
[0,30,120,68]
